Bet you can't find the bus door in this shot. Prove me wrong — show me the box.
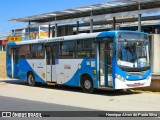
[99,40,113,87]
[11,48,19,78]
[46,45,56,82]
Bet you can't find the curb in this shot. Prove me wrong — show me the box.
[131,89,160,94]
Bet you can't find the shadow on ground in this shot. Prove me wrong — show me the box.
[0,95,96,112]
[2,79,141,96]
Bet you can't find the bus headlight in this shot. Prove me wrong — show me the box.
[116,74,125,82]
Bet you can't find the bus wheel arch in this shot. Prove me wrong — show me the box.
[27,71,36,86]
[80,74,94,93]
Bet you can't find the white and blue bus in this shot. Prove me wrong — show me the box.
[6,30,151,93]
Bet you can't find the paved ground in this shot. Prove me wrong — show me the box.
[0,96,96,111]
[0,79,160,120]
[0,79,160,111]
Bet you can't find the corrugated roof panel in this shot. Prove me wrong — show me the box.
[9,0,160,23]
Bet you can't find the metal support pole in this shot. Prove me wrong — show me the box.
[76,21,79,34]
[90,19,93,33]
[55,16,58,37]
[38,26,40,39]
[113,17,116,30]
[52,26,54,38]
[28,21,31,40]
[138,4,141,32]
[90,11,93,33]
[48,24,51,38]
[55,24,58,37]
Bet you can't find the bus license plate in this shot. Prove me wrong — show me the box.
[134,83,140,86]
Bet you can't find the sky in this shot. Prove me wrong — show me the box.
[0,0,110,34]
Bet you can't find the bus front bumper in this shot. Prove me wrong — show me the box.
[115,76,151,89]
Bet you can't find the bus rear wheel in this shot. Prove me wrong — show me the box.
[27,72,36,86]
[81,75,94,93]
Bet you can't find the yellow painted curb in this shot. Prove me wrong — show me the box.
[131,89,160,94]
[155,92,160,94]
[131,90,143,92]
[144,91,153,93]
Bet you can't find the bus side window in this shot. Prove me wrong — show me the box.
[76,39,95,58]
[58,39,95,59]
[19,45,31,59]
[58,41,75,59]
[31,44,44,59]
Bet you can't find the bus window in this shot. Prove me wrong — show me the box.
[76,39,95,58]
[59,41,76,59]
[19,45,31,59]
[31,44,44,59]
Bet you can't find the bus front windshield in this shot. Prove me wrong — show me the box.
[117,32,150,70]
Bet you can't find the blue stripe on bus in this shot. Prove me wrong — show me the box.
[97,31,116,38]
[7,42,17,46]
[19,60,45,83]
[6,60,12,78]
[7,59,46,83]
[115,65,151,81]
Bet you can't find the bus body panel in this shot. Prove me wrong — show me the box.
[63,59,98,88]
[7,58,99,88]
[114,65,152,89]
[6,59,12,78]
[14,59,46,83]
[55,59,83,85]
[25,59,46,82]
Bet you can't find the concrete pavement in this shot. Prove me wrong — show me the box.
[0,79,160,111]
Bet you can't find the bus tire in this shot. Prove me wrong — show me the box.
[81,75,94,93]
[27,72,36,86]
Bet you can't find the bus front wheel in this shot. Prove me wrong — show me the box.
[81,75,94,93]
[27,72,36,86]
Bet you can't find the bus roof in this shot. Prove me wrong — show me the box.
[7,30,147,46]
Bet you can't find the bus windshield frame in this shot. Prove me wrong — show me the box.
[116,32,151,72]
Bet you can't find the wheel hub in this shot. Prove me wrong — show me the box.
[28,75,33,85]
[84,80,91,89]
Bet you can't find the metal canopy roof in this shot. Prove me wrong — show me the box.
[10,0,160,27]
